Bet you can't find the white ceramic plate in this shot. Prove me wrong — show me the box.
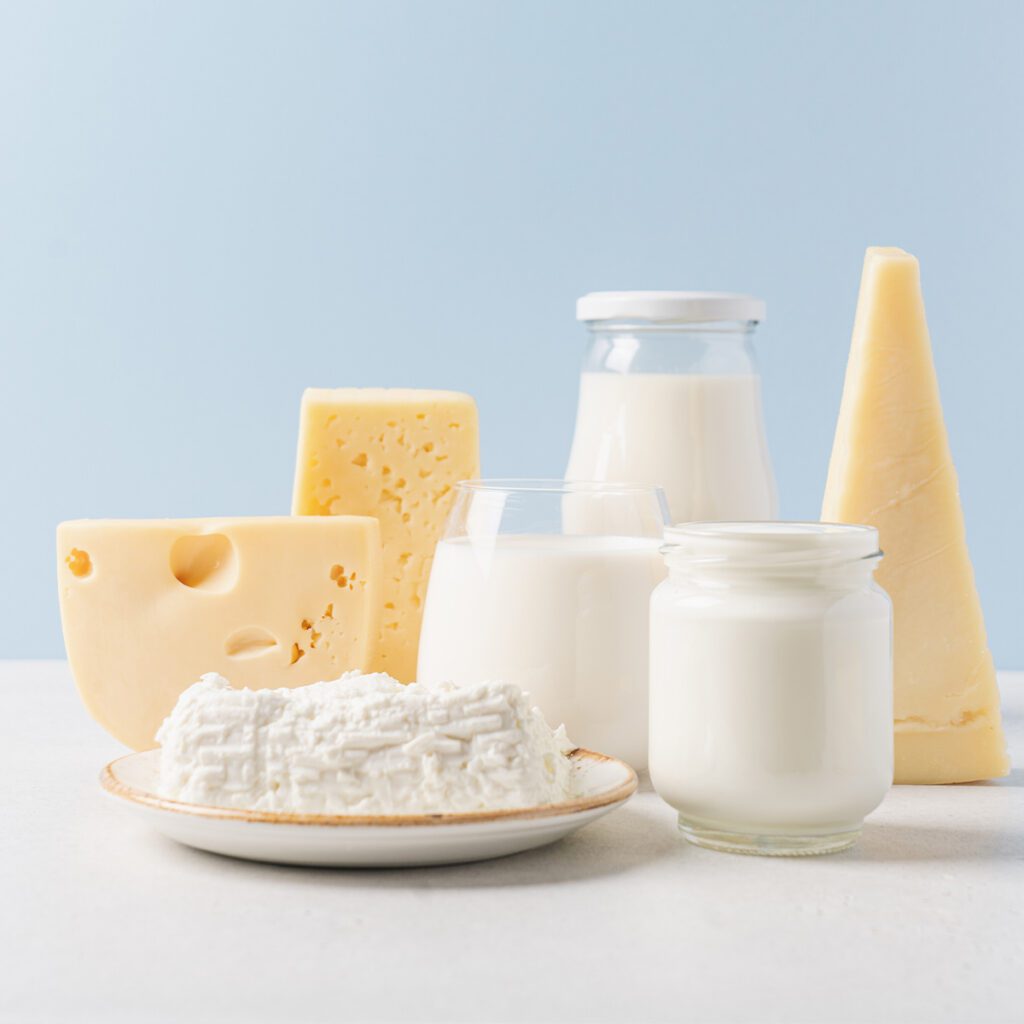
[101,749,638,867]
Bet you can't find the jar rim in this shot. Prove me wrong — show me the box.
[456,478,665,497]
[661,521,881,568]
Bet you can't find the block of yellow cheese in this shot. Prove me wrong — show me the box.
[57,516,381,749]
[292,388,480,682]
[822,247,1009,783]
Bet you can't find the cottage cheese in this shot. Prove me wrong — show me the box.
[156,673,575,814]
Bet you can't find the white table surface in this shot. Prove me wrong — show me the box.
[2,662,1022,1024]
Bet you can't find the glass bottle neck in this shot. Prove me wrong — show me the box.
[583,319,759,375]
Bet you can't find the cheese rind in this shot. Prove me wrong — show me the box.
[291,388,480,682]
[57,516,381,750]
[822,247,1009,783]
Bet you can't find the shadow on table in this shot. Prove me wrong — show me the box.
[848,819,1024,864]
[973,766,1024,788]
[160,802,683,887]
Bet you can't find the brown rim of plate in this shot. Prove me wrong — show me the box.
[100,748,639,827]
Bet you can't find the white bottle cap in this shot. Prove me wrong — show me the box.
[576,291,766,324]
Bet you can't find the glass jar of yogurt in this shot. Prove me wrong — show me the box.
[566,291,777,524]
[649,522,893,856]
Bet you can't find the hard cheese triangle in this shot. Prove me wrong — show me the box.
[57,516,381,749]
[822,247,1009,783]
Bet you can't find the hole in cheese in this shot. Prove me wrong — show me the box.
[66,548,92,578]
[224,627,279,658]
[169,533,238,592]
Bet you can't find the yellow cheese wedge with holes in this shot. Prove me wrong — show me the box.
[822,248,1009,783]
[292,388,480,682]
[57,516,381,749]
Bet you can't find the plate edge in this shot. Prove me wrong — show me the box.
[101,749,639,828]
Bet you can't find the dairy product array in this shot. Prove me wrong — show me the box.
[57,245,1010,856]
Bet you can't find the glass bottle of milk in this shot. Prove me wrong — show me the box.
[566,292,777,524]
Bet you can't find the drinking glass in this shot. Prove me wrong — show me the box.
[417,479,668,768]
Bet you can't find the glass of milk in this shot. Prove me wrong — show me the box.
[566,291,777,524]
[417,480,669,769]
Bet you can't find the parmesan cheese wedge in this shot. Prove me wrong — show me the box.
[822,247,1009,783]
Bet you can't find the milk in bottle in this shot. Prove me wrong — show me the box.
[566,292,776,523]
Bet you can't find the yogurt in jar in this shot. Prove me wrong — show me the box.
[649,522,893,856]
[418,533,666,769]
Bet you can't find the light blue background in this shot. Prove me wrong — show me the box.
[2,1,1021,664]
